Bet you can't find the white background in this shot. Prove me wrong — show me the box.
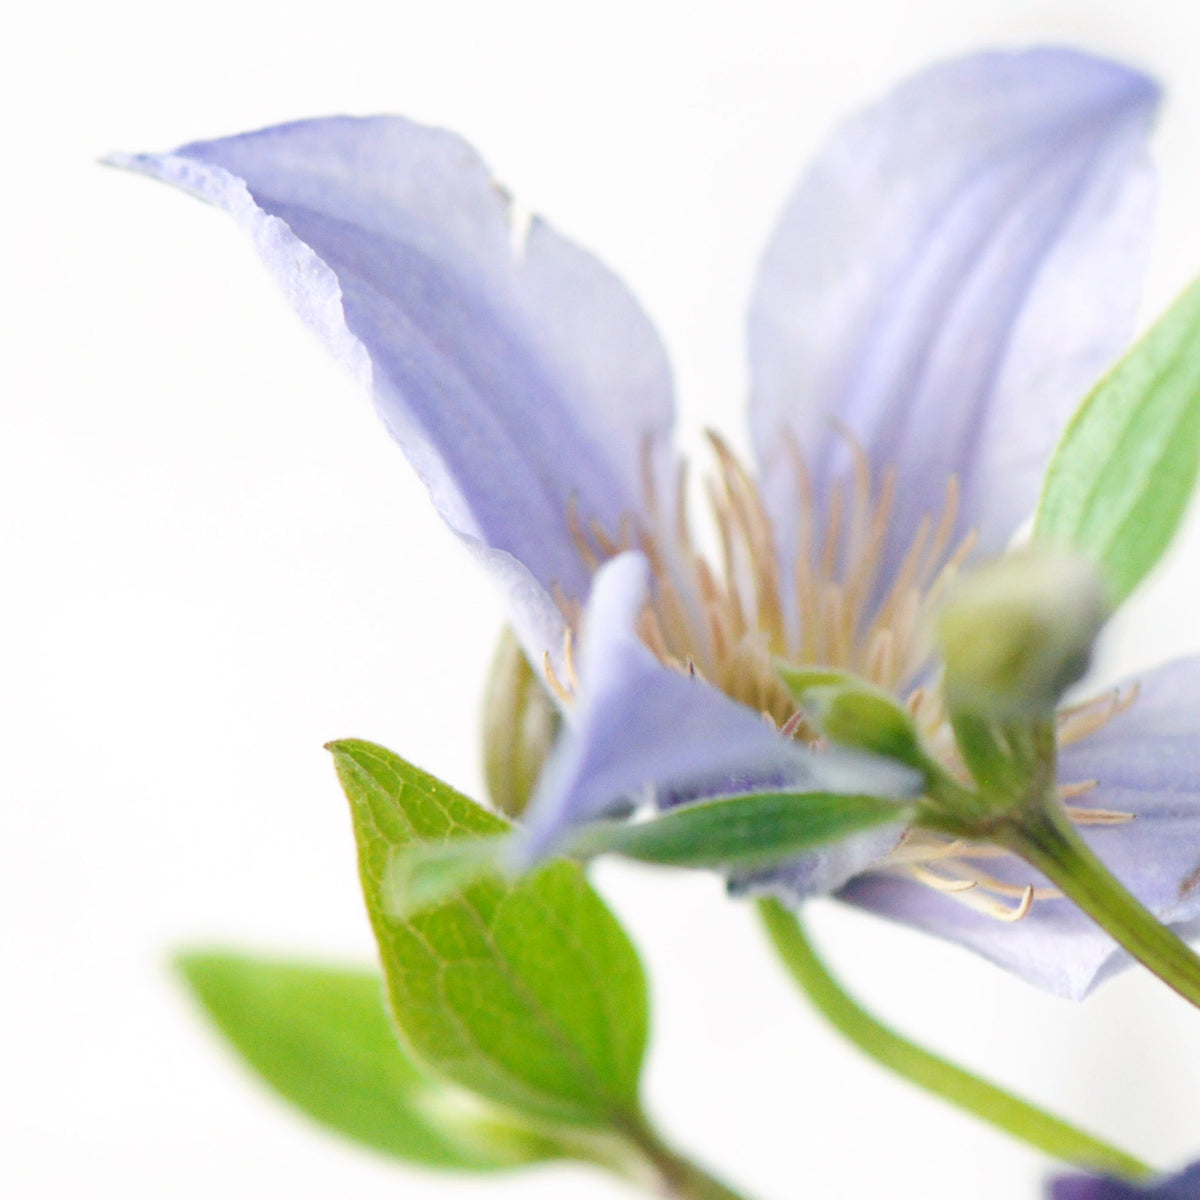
[7,1,1200,1197]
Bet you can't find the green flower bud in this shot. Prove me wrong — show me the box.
[481,626,561,818]
[776,665,929,774]
[936,546,1109,720]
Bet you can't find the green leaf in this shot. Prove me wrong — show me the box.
[384,835,508,918]
[1035,275,1200,605]
[775,663,929,771]
[329,739,649,1130]
[176,951,561,1169]
[568,791,912,870]
[381,786,909,912]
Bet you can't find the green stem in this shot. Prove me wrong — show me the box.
[624,1116,758,1200]
[1000,804,1200,1011]
[757,899,1152,1181]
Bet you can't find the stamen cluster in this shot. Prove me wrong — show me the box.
[552,433,1134,922]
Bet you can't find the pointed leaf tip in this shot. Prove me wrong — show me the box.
[332,739,649,1129]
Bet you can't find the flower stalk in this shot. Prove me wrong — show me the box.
[622,1117,758,1200]
[918,712,1200,1011]
[757,899,1153,1181]
[997,802,1200,1010]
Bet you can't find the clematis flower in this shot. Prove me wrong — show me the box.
[1050,1160,1200,1199]
[115,47,1200,1000]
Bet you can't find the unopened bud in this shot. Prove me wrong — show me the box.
[482,627,561,818]
[776,665,928,773]
[936,546,1109,719]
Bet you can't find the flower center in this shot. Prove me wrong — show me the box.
[567,429,975,728]
[550,431,1135,923]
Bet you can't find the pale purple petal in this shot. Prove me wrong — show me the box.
[1057,656,1200,924]
[458,538,569,683]
[1051,1161,1200,1200]
[836,866,1118,999]
[837,656,1200,999]
[514,553,917,864]
[112,117,675,614]
[749,48,1158,599]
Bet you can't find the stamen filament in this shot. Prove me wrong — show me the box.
[908,865,979,893]
[1064,806,1137,827]
[562,628,581,693]
[561,433,1143,924]
[543,650,574,706]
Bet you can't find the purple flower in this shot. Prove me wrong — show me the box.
[1051,1161,1200,1199]
[115,47,1200,1000]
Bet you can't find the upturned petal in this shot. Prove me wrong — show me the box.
[749,48,1158,597]
[515,553,917,864]
[838,657,1200,999]
[112,117,675,622]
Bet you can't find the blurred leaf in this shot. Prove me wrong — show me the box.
[1036,275,1200,604]
[177,952,560,1169]
[329,739,649,1130]
[568,790,911,870]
